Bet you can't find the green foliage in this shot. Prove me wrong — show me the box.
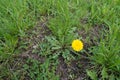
[39,36,75,62]
[26,0,56,16]
[0,58,59,80]
[0,0,37,59]
[89,24,120,79]
[46,1,81,62]
[86,0,120,79]
[86,70,97,80]
[101,67,108,79]
[0,0,120,79]
[0,34,18,59]
[23,58,59,80]
[89,0,120,25]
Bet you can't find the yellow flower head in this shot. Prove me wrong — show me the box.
[72,39,83,51]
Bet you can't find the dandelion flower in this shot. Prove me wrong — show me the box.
[72,39,83,51]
